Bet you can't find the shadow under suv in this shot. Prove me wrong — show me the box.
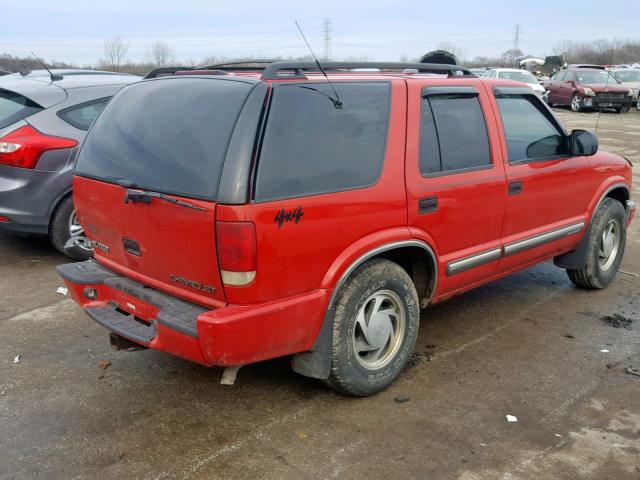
[0,69,140,258]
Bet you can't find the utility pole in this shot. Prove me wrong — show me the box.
[322,18,332,61]
[513,24,521,50]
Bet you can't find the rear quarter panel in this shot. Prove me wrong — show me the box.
[218,79,409,306]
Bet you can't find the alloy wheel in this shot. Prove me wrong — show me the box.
[352,290,406,369]
[598,219,620,271]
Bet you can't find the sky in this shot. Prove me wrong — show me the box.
[0,0,636,65]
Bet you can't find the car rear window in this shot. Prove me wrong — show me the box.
[0,89,43,129]
[75,78,254,200]
[254,82,390,202]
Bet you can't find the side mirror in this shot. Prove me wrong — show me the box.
[570,129,598,156]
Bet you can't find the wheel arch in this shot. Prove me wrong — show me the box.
[554,182,629,269]
[327,240,438,310]
[292,239,438,380]
[47,187,73,233]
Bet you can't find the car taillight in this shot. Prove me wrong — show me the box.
[0,125,78,169]
[216,221,257,286]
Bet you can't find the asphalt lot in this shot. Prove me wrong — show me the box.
[1,108,639,480]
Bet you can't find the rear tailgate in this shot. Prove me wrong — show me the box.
[74,176,225,307]
[73,76,263,307]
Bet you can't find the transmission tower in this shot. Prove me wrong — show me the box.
[322,18,332,61]
[513,24,521,50]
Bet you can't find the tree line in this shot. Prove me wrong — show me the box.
[1,37,638,75]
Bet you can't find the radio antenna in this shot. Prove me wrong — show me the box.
[30,52,63,81]
[294,21,342,109]
[595,39,616,133]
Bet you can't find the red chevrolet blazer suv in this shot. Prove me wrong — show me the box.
[58,61,636,396]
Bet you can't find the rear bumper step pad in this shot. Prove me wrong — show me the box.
[57,261,207,340]
[86,303,157,344]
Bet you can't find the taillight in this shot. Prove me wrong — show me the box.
[216,221,257,286]
[0,125,78,169]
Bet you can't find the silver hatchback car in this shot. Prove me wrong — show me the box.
[0,69,140,258]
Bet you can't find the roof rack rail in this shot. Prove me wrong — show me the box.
[260,61,475,80]
[201,59,281,71]
[144,66,192,79]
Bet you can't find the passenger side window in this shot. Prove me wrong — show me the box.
[255,82,390,202]
[495,93,568,162]
[554,71,566,82]
[419,93,491,175]
[57,97,110,131]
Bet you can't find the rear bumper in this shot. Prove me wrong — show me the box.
[57,260,330,367]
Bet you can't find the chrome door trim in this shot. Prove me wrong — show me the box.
[503,222,585,257]
[446,247,502,276]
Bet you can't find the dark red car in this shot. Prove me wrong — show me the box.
[544,68,632,112]
[58,61,635,396]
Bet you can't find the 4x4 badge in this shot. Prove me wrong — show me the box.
[274,206,304,229]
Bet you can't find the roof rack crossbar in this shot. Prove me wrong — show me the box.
[260,61,475,80]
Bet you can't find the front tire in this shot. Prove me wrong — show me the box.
[324,259,420,396]
[571,93,583,112]
[566,198,626,289]
[49,196,92,260]
[617,105,629,114]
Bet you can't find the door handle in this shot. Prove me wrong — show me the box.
[508,181,523,196]
[419,197,438,214]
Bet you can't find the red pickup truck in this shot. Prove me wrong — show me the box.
[58,61,636,396]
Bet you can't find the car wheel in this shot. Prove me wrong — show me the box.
[566,198,626,289]
[617,105,629,114]
[49,196,92,260]
[324,259,420,396]
[636,97,640,111]
[570,93,583,112]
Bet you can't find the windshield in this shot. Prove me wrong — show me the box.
[0,89,43,129]
[613,70,640,82]
[575,71,619,85]
[498,71,538,85]
[75,77,255,200]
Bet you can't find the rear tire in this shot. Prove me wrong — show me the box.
[49,196,92,261]
[324,259,420,396]
[566,198,626,289]
[617,105,629,114]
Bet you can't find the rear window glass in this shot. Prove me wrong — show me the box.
[0,89,43,129]
[255,82,390,202]
[75,78,254,199]
[57,97,110,131]
[420,94,491,175]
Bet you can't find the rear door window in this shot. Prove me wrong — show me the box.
[495,93,568,162]
[75,78,255,200]
[254,82,390,202]
[57,97,110,131]
[419,93,491,175]
[0,89,43,129]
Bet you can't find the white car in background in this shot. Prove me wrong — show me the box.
[482,68,546,97]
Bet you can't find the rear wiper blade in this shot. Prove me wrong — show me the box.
[124,189,206,212]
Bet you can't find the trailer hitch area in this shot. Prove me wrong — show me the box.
[109,333,148,351]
